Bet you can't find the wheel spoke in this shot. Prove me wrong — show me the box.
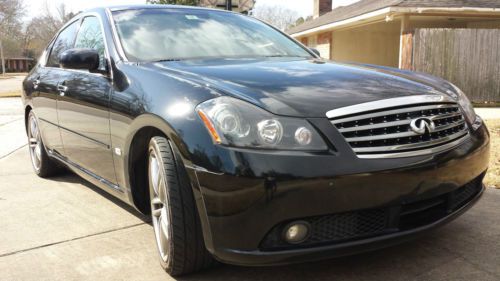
[28,116,42,171]
[152,207,162,218]
[30,119,36,137]
[159,212,170,240]
[35,144,42,160]
[151,196,162,205]
[158,177,168,204]
[149,155,161,195]
[154,169,161,193]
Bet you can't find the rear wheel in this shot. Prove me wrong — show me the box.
[148,136,215,276]
[27,111,61,177]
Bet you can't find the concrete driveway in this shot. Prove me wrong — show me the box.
[0,75,25,94]
[1,97,500,280]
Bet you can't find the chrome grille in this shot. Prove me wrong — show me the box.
[327,96,469,158]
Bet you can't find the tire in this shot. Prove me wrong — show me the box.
[27,111,62,178]
[148,136,215,276]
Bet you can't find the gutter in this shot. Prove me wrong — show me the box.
[290,7,500,38]
[290,7,392,37]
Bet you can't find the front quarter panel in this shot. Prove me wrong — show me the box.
[109,63,226,198]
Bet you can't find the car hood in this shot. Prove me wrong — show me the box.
[146,58,456,118]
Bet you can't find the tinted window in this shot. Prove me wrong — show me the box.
[112,9,311,61]
[75,17,107,70]
[47,21,79,67]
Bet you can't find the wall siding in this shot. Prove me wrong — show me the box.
[413,28,500,103]
[332,20,400,67]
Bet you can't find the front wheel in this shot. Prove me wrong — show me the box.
[148,136,215,276]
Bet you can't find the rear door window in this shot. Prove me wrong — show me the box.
[46,20,80,68]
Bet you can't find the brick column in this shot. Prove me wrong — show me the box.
[399,15,414,70]
[317,32,332,59]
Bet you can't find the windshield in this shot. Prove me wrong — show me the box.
[111,8,312,62]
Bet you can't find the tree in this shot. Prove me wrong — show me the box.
[23,2,76,61]
[147,0,200,5]
[0,0,25,74]
[251,4,300,31]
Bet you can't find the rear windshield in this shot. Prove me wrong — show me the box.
[111,8,312,62]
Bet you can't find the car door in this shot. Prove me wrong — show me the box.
[32,20,80,154]
[57,16,117,184]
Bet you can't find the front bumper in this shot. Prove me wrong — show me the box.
[190,121,490,266]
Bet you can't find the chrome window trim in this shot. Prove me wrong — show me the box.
[326,95,456,119]
[105,8,128,62]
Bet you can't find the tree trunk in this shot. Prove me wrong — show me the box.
[0,40,5,75]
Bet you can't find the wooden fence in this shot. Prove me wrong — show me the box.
[412,28,500,103]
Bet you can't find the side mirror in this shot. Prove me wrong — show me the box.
[59,48,99,71]
[310,48,321,57]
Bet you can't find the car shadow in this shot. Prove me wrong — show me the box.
[176,238,438,281]
[49,171,151,224]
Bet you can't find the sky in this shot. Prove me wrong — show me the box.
[23,0,359,20]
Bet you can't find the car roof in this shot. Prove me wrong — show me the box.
[84,4,230,14]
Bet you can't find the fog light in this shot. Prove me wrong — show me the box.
[284,221,310,244]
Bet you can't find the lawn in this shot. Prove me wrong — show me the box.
[484,119,500,188]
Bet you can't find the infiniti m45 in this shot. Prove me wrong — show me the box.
[22,5,489,276]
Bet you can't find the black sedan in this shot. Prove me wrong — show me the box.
[22,5,489,276]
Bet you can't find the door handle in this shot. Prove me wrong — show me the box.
[57,84,68,96]
[33,79,40,90]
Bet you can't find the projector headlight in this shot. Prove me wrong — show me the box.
[450,83,476,124]
[196,97,328,151]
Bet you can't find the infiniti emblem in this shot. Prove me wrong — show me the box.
[410,117,436,135]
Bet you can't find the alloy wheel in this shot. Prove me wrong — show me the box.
[149,150,171,263]
[28,115,42,172]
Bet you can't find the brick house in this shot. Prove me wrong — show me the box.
[2,57,34,73]
[288,0,500,69]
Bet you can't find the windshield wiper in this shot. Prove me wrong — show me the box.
[262,55,311,58]
[263,55,294,57]
[151,58,185,62]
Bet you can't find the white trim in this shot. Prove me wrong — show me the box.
[290,6,500,37]
[392,7,500,14]
[291,7,392,37]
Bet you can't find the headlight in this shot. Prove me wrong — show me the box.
[196,97,328,151]
[449,83,476,124]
